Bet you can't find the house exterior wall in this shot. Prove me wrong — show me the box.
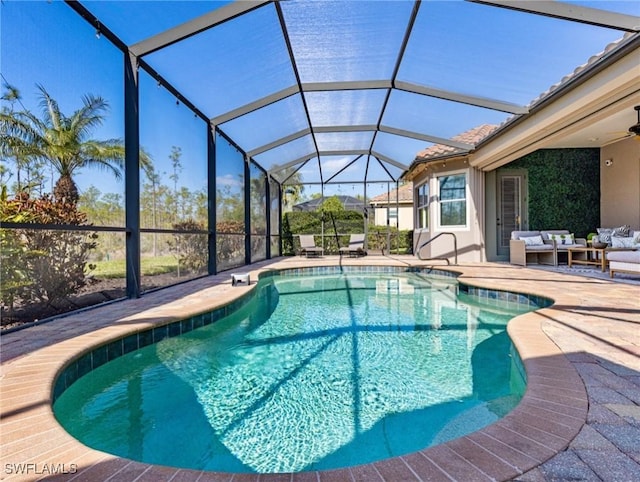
[412,149,601,263]
[484,148,600,261]
[371,204,413,230]
[601,137,640,230]
[412,158,486,263]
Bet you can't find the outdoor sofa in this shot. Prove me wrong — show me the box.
[607,250,640,278]
[510,230,586,267]
[602,228,640,278]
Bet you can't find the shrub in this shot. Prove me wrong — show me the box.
[0,192,97,305]
[169,220,208,275]
[216,220,246,267]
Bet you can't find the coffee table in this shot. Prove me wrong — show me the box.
[567,246,632,272]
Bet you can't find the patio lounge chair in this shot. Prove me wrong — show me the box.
[340,233,367,257]
[299,235,324,257]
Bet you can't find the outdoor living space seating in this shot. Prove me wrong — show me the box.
[339,233,367,257]
[607,250,640,278]
[298,235,324,258]
[510,230,586,267]
[547,230,588,265]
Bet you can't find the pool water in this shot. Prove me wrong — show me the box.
[54,272,532,474]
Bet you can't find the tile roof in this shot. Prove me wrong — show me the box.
[526,32,634,110]
[369,182,413,204]
[412,33,634,168]
[415,124,499,161]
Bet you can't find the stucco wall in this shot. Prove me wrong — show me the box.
[372,205,414,230]
[412,158,485,263]
[600,137,640,230]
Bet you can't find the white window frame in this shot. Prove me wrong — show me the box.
[436,170,468,229]
[415,181,430,230]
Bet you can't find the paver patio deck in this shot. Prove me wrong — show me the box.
[1,256,639,481]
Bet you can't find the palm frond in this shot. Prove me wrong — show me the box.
[70,94,109,142]
[36,84,62,131]
[0,111,46,158]
[1,82,21,103]
[80,140,125,180]
[139,146,154,178]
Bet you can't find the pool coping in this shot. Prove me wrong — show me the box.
[3,257,634,481]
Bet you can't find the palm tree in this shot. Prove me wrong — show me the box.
[270,163,304,212]
[0,85,151,204]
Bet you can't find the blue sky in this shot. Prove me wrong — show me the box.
[2,0,638,200]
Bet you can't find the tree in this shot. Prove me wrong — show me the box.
[320,195,345,214]
[0,85,151,204]
[168,146,182,222]
[0,82,37,193]
[142,164,162,255]
[270,163,304,212]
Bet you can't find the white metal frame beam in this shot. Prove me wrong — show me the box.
[247,128,311,157]
[379,126,474,150]
[249,124,474,161]
[370,151,410,171]
[395,80,528,115]
[302,80,392,92]
[211,86,299,126]
[130,1,272,57]
[469,0,640,32]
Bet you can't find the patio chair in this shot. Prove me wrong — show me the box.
[339,233,367,257]
[298,235,324,258]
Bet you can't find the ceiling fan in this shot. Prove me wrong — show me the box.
[628,105,640,137]
[604,105,640,145]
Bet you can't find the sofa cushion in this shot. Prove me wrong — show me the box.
[597,228,613,245]
[611,236,640,249]
[541,230,569,240]
[524,244,554,251]
[598,225,631,245]
[519,235,544,246]
[614,225,631,236]
[511,230,540,240]
[607,251,640,263]
[548,233,575,245]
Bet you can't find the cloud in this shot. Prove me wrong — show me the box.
[216,174,243,187]
[321,156,353,173]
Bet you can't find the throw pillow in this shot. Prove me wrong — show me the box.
[611,236,637,249]
[596,228,613,245]
[519,235,544,246]
[633,231,640,243]
[613,225,631,237]
[548,233,575,245]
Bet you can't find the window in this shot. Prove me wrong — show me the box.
[416,183,429,229]
[388,207,398,227]
[438,173,467,227]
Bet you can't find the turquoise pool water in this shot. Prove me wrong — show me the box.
[54,272,532,474]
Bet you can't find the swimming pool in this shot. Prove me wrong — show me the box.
[54,269,541,474]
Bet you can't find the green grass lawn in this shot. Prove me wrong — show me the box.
[90,256,178,278]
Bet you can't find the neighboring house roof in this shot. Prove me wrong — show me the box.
[369,183,413,205]
[293,195,365,212]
